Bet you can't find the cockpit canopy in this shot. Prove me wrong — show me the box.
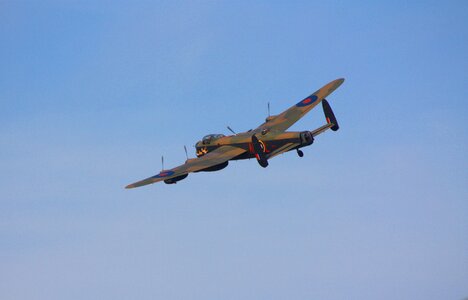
[202,134,225,144]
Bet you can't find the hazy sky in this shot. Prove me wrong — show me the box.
[1,1,467,299]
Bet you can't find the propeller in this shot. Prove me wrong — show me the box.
[184,145,189,160]
[268,102,270,117]
[251,135,268,168]
[227,126,237,135]
[161,155,165,171]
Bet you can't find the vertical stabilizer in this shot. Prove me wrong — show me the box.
[322,99,339,131]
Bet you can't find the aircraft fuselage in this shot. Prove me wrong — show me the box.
[195,130,314,160]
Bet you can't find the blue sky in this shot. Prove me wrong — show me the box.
[1,1,467,299]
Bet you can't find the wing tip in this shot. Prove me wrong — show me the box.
[335,77,345,85]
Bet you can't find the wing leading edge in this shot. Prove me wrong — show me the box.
[125,145,246,189]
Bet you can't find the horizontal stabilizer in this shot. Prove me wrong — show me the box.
[310,123,334,137]
[322,99,339,131]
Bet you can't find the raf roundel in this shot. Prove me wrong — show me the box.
[296,95,318,107]
[152,170,175,179]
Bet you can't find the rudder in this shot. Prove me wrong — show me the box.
[322,99,339,131]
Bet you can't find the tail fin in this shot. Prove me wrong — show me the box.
[322,99,339,131]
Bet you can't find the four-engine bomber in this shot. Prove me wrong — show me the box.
[126,78,344,188]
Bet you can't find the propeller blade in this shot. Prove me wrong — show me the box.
[227,126,237,135]
[161,155,164,171]
[184,145,188,160]
[251,135,268,168]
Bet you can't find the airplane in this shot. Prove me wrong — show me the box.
[125,78,344,189]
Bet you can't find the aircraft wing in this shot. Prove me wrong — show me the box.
[254,78,344,133]
[125,145,246,189]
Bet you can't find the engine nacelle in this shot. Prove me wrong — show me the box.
[194,161,229,172]
[164,174,188,184]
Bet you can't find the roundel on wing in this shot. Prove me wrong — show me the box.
[296,95,318,107]
[153,170,175,178]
